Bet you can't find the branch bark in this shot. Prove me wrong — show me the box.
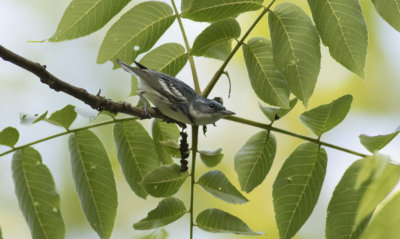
[0,44,176,122]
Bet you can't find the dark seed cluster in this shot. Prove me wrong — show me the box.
[179,124,189,172]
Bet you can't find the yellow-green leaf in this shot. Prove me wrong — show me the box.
[97,1,175,68]
[50,0,130,41]
[361,191,400,239]
[192,18,240,58]
[140,43,188,76]
[300,95,352,137]
[0,127,19,147]
[182,0,263,22]
[259,98,298,122]
[359,130,400,153]
[45,105,77,129]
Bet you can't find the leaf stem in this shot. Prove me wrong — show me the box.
[224,115,368,158]
[170,0,201,93]
[0,117,135,157]
[202,0,277,97]
[189,126,199,239]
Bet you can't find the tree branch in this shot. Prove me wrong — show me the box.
[0,44,177,123]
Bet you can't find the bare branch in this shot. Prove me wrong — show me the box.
[0,44,178,123]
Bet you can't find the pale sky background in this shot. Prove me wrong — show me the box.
[1,0,399,238]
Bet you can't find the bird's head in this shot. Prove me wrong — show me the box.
[189,96,235,125]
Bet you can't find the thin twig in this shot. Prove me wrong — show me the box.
[202,0,277,97]
[224,115,368,158]
[170,0,201,93]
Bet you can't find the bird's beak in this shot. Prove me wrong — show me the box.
[220,110,235,116]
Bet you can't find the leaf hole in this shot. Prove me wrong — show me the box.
[134,45,140,51]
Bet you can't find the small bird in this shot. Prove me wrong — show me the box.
[116,59,235,126]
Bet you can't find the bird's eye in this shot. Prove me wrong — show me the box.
[208,103,215,108]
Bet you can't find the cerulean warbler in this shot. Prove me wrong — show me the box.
[117,59,235,125]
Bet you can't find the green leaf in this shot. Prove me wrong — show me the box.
[203,41,232,61]
[49,0,130,41]
[159,140,181,158]
[133,197,186,230]
[308,0,368,78]
[152,119,180,165]
[138,229,169,239]
[0,127,19,147]
[326,159,373,239]
[243,37,290,108]
[300,95,353,137]
[68,130,118,239]
[359,130,400,153]
[234,131,276,193]
[198,170,248,204]
[360,191,400,239]
[0,226,2,239]
[141,164,188,198]
[139,43,188,76]
[199,148,224,167]
[45,105,77,129]
[114,121,160,199]
[355,160,400,227]
[259,98,298,122]
[196,208,261,235]
[192,18,240,58]
[273,143,327,239]
[97,1,176,67]
[269,2,321,106]
[182,0,263,22]
[372,0,400,32]
[12,147,65,239]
